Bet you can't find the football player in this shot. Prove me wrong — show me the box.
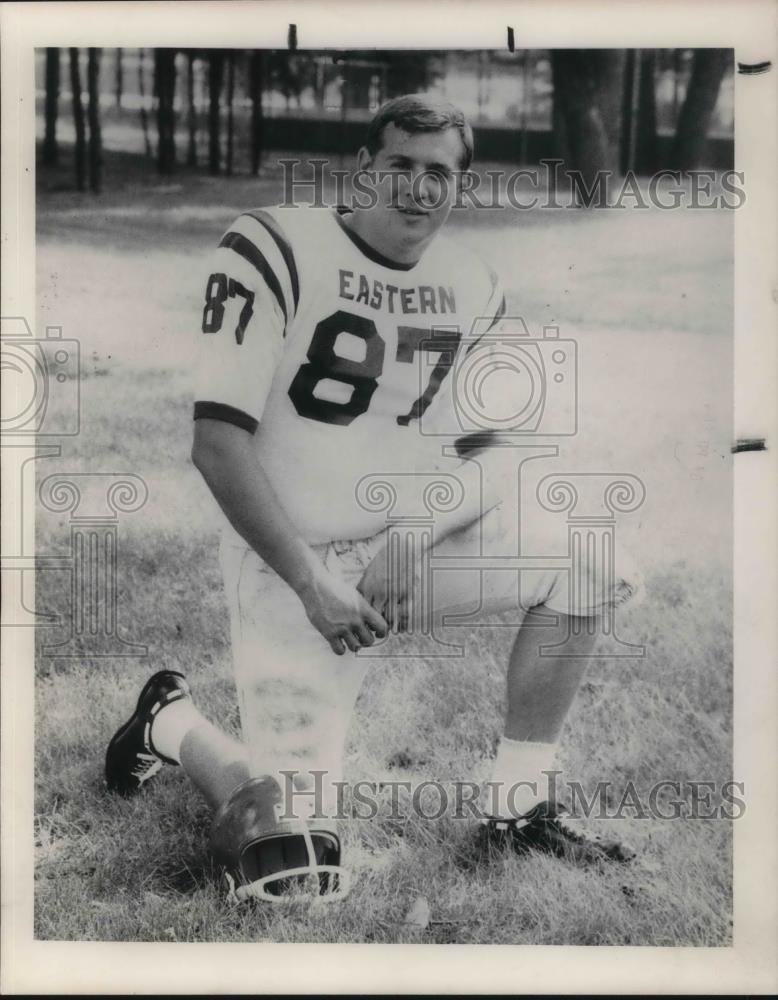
[106,95,640,902]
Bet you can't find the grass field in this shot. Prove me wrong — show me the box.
[34,149,733,945]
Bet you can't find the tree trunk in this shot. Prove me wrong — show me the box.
[621,49,659,174]
[634,50,658,174]
[313,54,325,110]
[208,51,224,175]
[551,77,570,165]
[249,50,264,175]
[342,64,371,114]
[154,50,164,170]
[672,49,683,125]
[69,48,86,191]
[518,49,533,165]
[551,49,626,190]
[226,51,235,176]
[166,52,177,170]
[87,48,102,193]
[43,48,60,166]
[187,53,197,167]
[155,48,177,174]
[138,48,152,157]
[620,49,639,173]
[115,47,123,108]
[671,49,730,171]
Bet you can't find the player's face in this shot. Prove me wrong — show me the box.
[356,123,467,263]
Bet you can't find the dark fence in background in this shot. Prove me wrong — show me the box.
[263,115,734,170]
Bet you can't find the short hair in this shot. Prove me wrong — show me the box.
[365,94,474,170]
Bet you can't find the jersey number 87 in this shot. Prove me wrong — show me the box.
[288,310,461,428]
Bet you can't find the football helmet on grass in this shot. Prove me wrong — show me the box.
[210,775,350,904]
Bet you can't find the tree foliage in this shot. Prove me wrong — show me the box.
[40,47,731,190]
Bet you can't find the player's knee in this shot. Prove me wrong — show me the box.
[592,546,643,613]
[546,545,643,617]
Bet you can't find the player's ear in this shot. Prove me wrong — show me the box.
[356,146,373,173]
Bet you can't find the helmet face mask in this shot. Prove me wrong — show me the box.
[210,776,351,904]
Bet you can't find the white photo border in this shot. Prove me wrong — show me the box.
[1,0,776,993]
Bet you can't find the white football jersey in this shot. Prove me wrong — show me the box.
[193,206,505,543]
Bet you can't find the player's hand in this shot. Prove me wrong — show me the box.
[356,540,424,634]
[300,566,388,655]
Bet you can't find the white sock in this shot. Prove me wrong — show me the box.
[486,737,559,820]
[150,698,204,764]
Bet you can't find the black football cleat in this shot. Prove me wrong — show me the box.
[481,801,635,866]
[105,670,191,796]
